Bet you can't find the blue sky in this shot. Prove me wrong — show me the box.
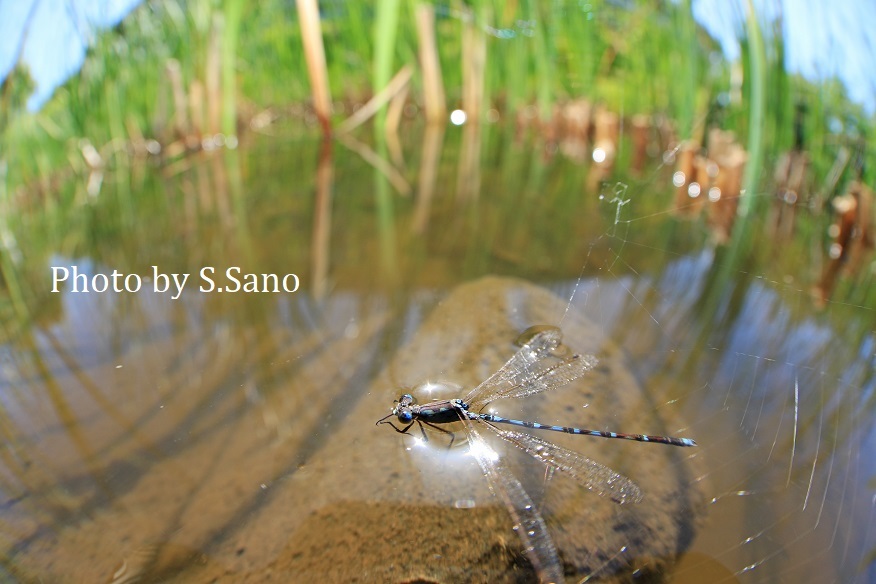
[0,0,140,110]
[0,0,874,113]
[692,0,876,112]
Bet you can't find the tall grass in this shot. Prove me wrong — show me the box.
[740,0,766,218]
[0,0,872,201]
[223,0,244,135]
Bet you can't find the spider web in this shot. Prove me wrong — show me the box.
[549,169,876,583]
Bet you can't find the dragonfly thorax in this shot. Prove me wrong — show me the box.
[449,398,468,411]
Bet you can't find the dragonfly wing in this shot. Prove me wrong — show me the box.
[465,329,598,408]
[490,425,643,504]
[461,416,566,584]
[498,353,598,402]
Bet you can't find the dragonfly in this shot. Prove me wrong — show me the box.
[376,326,696,583]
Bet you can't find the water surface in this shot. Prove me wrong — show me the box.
[1,125,873,583]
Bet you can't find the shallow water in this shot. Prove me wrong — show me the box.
[1,125,874,583]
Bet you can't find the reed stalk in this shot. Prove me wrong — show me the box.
[189,79,204,136]
[166,59,190,137]
[373,0,402,132]
[741,0,765,218]
[222,0,244,136]
[206,13,222,134]
[415,3,445,124]
[461,8,486,122]
[336,65,413,134]
[296,0,332,134]
[675,0,697,139]
[530,2,553,125]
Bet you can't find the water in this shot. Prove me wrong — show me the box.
[0,125,873,583]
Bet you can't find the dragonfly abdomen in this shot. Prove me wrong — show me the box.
[479,413,696,447]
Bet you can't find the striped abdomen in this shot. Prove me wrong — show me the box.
[476,413,697,447]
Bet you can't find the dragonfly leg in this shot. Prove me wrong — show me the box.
[374,411,397,426]
[378,419,417,435]
[377,417,456,448]
[419,419,458,449]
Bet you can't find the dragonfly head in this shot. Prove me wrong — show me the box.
[393,393,415,423]
[376,393,416,427]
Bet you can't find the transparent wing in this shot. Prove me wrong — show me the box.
[488,424,643,504]
[461,416,565,584]
[464,328,598,409]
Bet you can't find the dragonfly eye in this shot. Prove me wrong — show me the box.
[397,409,414,423]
